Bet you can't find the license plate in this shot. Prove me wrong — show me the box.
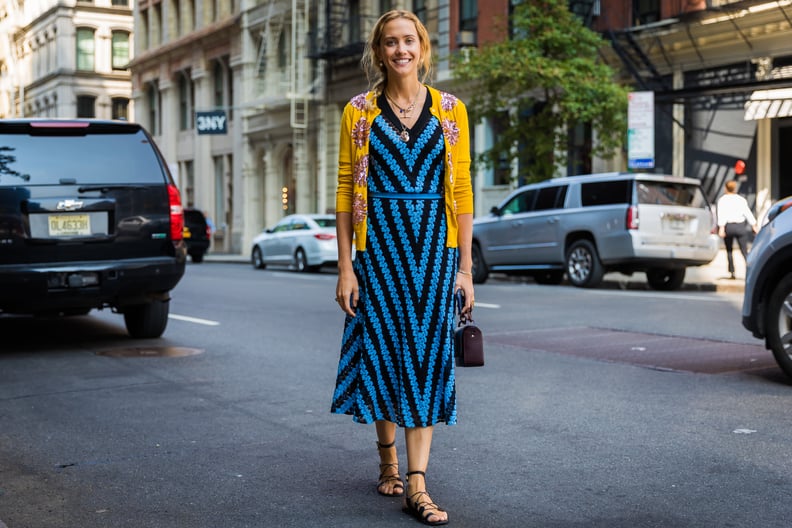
[48,214,91,236]
[668,218,686,230]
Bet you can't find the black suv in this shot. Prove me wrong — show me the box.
[183,208,211,263]
[0,119,186,338]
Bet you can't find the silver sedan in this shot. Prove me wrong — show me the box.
[250,214,339,272]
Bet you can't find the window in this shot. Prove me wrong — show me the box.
[633,0,660,25]
[76,95,95,117]
[213,60,225,109]
[111,31,130,70]
[567,122,592,176]
[460,0,477,31]
[637,182,708,208]
[111,97,129,120]
[214,155,225,231]
[170,0,181,37]
[76,28,95,71]
[146,81,160,135]
[344,0,360,44]
[178,72,193,130]
[501,189,536,215]
[581,180,632,207]
[414,0,427,24]
[111,0,129,6]
[534,186,567,211]
[183,160,195,206]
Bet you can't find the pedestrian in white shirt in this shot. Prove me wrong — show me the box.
[716,180,758,279]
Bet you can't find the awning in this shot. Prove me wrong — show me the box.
[744,88,792,120]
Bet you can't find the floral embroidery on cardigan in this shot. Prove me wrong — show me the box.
[351,93,368,110]
[353,155,369,186]
[353,192,367,225]
[440,92,458,111]
[441,118,460,146]
[352,118,370,148]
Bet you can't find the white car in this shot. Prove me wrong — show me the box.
[250,214,339,272]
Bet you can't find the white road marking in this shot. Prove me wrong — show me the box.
[475,302,500,309]
[168,314,220,326]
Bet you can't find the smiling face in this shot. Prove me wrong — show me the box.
[377,17,423,82]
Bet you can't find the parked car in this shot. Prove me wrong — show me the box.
[472,172,719,290]
[183,208,211,263]
[0,119,187,338]
[251,214,338,272]
[741,195,792,376]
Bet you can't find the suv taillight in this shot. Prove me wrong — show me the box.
[168,184,184,241]
[626,205,639,230]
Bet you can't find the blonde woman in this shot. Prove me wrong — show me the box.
[330,10,474,526]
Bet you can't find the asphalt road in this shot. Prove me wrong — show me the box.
[1,262,790,528]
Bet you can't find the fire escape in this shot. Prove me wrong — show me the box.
[313,1,367,66]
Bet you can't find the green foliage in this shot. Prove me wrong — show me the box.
[452,0,628,182]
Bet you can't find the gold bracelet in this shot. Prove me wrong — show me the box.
[457,270,472,276]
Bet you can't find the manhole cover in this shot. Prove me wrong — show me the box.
[96,346,203,358]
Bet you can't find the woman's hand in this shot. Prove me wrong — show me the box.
[335,267,359,317]
[455,271,474,314]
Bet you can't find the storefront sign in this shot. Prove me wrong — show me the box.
[196,110,227,135]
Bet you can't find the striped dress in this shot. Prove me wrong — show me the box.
[331,93,457,428]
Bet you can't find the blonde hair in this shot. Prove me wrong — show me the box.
[361,10,433,96]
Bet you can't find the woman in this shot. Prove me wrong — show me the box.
[330,10,474,526]
[716,180,758,279]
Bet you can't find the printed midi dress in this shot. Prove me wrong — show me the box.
[331,93,458,428]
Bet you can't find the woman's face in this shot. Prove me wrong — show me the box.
[378,17,422,82]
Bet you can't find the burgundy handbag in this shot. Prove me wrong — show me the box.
[454,290,484,367]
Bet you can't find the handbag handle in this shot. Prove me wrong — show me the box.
[454,289,474,325]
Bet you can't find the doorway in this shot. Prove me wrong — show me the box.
[780,124,792,198]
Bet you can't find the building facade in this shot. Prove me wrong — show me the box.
[0,0,133,120]
[595,0,792,220]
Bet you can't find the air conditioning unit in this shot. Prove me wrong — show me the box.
[456,30,476,48]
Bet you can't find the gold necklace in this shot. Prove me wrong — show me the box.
[385,88,420,119]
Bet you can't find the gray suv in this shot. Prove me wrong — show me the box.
[741,196,792,376]
[472,172,719,290]
[0,119,186,338]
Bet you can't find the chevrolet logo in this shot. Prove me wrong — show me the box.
[56,199,84,211]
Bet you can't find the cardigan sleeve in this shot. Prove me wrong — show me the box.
[452,100,474,215]
[335,102,355,213]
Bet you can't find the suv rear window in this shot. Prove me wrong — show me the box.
[581,180,632,206]
[0,127,166,186]
[637,181,708,208]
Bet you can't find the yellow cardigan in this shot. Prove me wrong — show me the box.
[335,85,473,251]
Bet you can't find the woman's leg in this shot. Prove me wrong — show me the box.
[724,234,736,275]
[375,420,403,496]
[404,426,448,523]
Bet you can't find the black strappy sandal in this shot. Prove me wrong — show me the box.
[376,441,404,497]
[403,471,448,526]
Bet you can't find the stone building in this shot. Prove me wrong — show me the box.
[0,0,133,120]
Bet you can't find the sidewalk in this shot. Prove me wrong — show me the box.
[203,249,746,293]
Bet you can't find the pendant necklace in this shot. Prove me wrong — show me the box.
[385,88,421,142]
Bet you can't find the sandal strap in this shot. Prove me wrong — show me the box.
[407,490,445,514]
[406,470,426,478]
[376,441,396,450]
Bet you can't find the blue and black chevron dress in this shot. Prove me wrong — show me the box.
[331,93,457,428]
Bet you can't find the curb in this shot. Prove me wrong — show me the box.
[201,253,745,294]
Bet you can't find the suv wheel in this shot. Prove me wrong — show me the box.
[766,272,792,377]
[471,243,489,284]
[123,299,170,339]
[646,268,686,291]
[252,247,267,269]
[565,240,604,288]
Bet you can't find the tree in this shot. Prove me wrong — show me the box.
[452,0,628,183]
